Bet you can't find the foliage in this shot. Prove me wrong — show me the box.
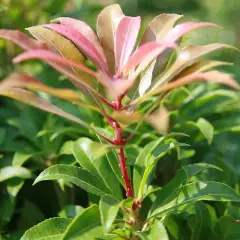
[0,1,240,240]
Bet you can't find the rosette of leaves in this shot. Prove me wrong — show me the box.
[0,4,240,240]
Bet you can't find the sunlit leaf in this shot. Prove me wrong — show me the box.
[20,218,72,240]
[149,181,240,218]
[0,29,42,50]
[62,205,103,239]
[140,13,183,44]
[53,17,106,61]
[0,166,32,182]
[34,164,111,196]
[115,16,141,73]
[27,25,94,85]
[100,195,121,233]
[150,163,222,214]
[97,4,124,73]
[42,24,108,72]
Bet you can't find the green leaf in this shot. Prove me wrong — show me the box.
[0,166,32,182]
[133,137,165,197]
[133,133,189,197]
[191,202,212,240]
[100,195,121,233]
[34,164,111,196]
[7,178,24,197]
[58,205,85,218]
[210,216,240,240]
[20,218,72,240]
[149,181,240,219]
[150,163,222,215]
[0,128,6,147]
[59,141,74,155]
[73,138,111,177]
[196,118,214,144]
[138,142,188,199]
[148,219,169,240]
[73,138,121,198]
[12,152,42,166]
[0,194,15,230]
[62,205,103,239]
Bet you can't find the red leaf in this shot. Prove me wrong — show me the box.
[42,24,108,72]
[114,16,141,74]
[53,17,106,61]
[0,29,43,50]
[13,49,97,77]
[162,22,220,42]
[123,41,177,76]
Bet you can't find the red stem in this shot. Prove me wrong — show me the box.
[112,119,134,198]
[118,147,134,198]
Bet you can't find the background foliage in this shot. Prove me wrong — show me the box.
[0,0,240,239]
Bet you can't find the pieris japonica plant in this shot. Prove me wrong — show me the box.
[1,4,240,240]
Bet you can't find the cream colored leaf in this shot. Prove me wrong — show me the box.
[97,4,124,73]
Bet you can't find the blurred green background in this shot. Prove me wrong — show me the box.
[0,0,240,239]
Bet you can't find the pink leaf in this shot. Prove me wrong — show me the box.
[97,4,124,74]
[114,16,141,74]
[13,49,97,77]
[140,13,183,45]
[0,29,43,50]
[133,70,240,104]
[53,17,106,61]
[162,22,220,42]
[123,41,177,76]
[42,24,108,72]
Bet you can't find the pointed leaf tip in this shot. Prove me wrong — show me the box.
[115,16,141,73]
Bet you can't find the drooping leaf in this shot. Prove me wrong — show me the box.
[149,181,240,218]
[0,166,32,182]
[0,29,42,50]
[13,50,97,79]
[27,25,94,85]
[62,205,103,239]
[114,16,141,73]
[20,218,72,240]
[134,71,240,104]
[42,24,108,72]
[97,4,124,73]
[177,60,233,77]
[33,164,111,196]
[0,88,99,133]
[100,195,121,233]
[53,17,106,61]
[153,43,236,89]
